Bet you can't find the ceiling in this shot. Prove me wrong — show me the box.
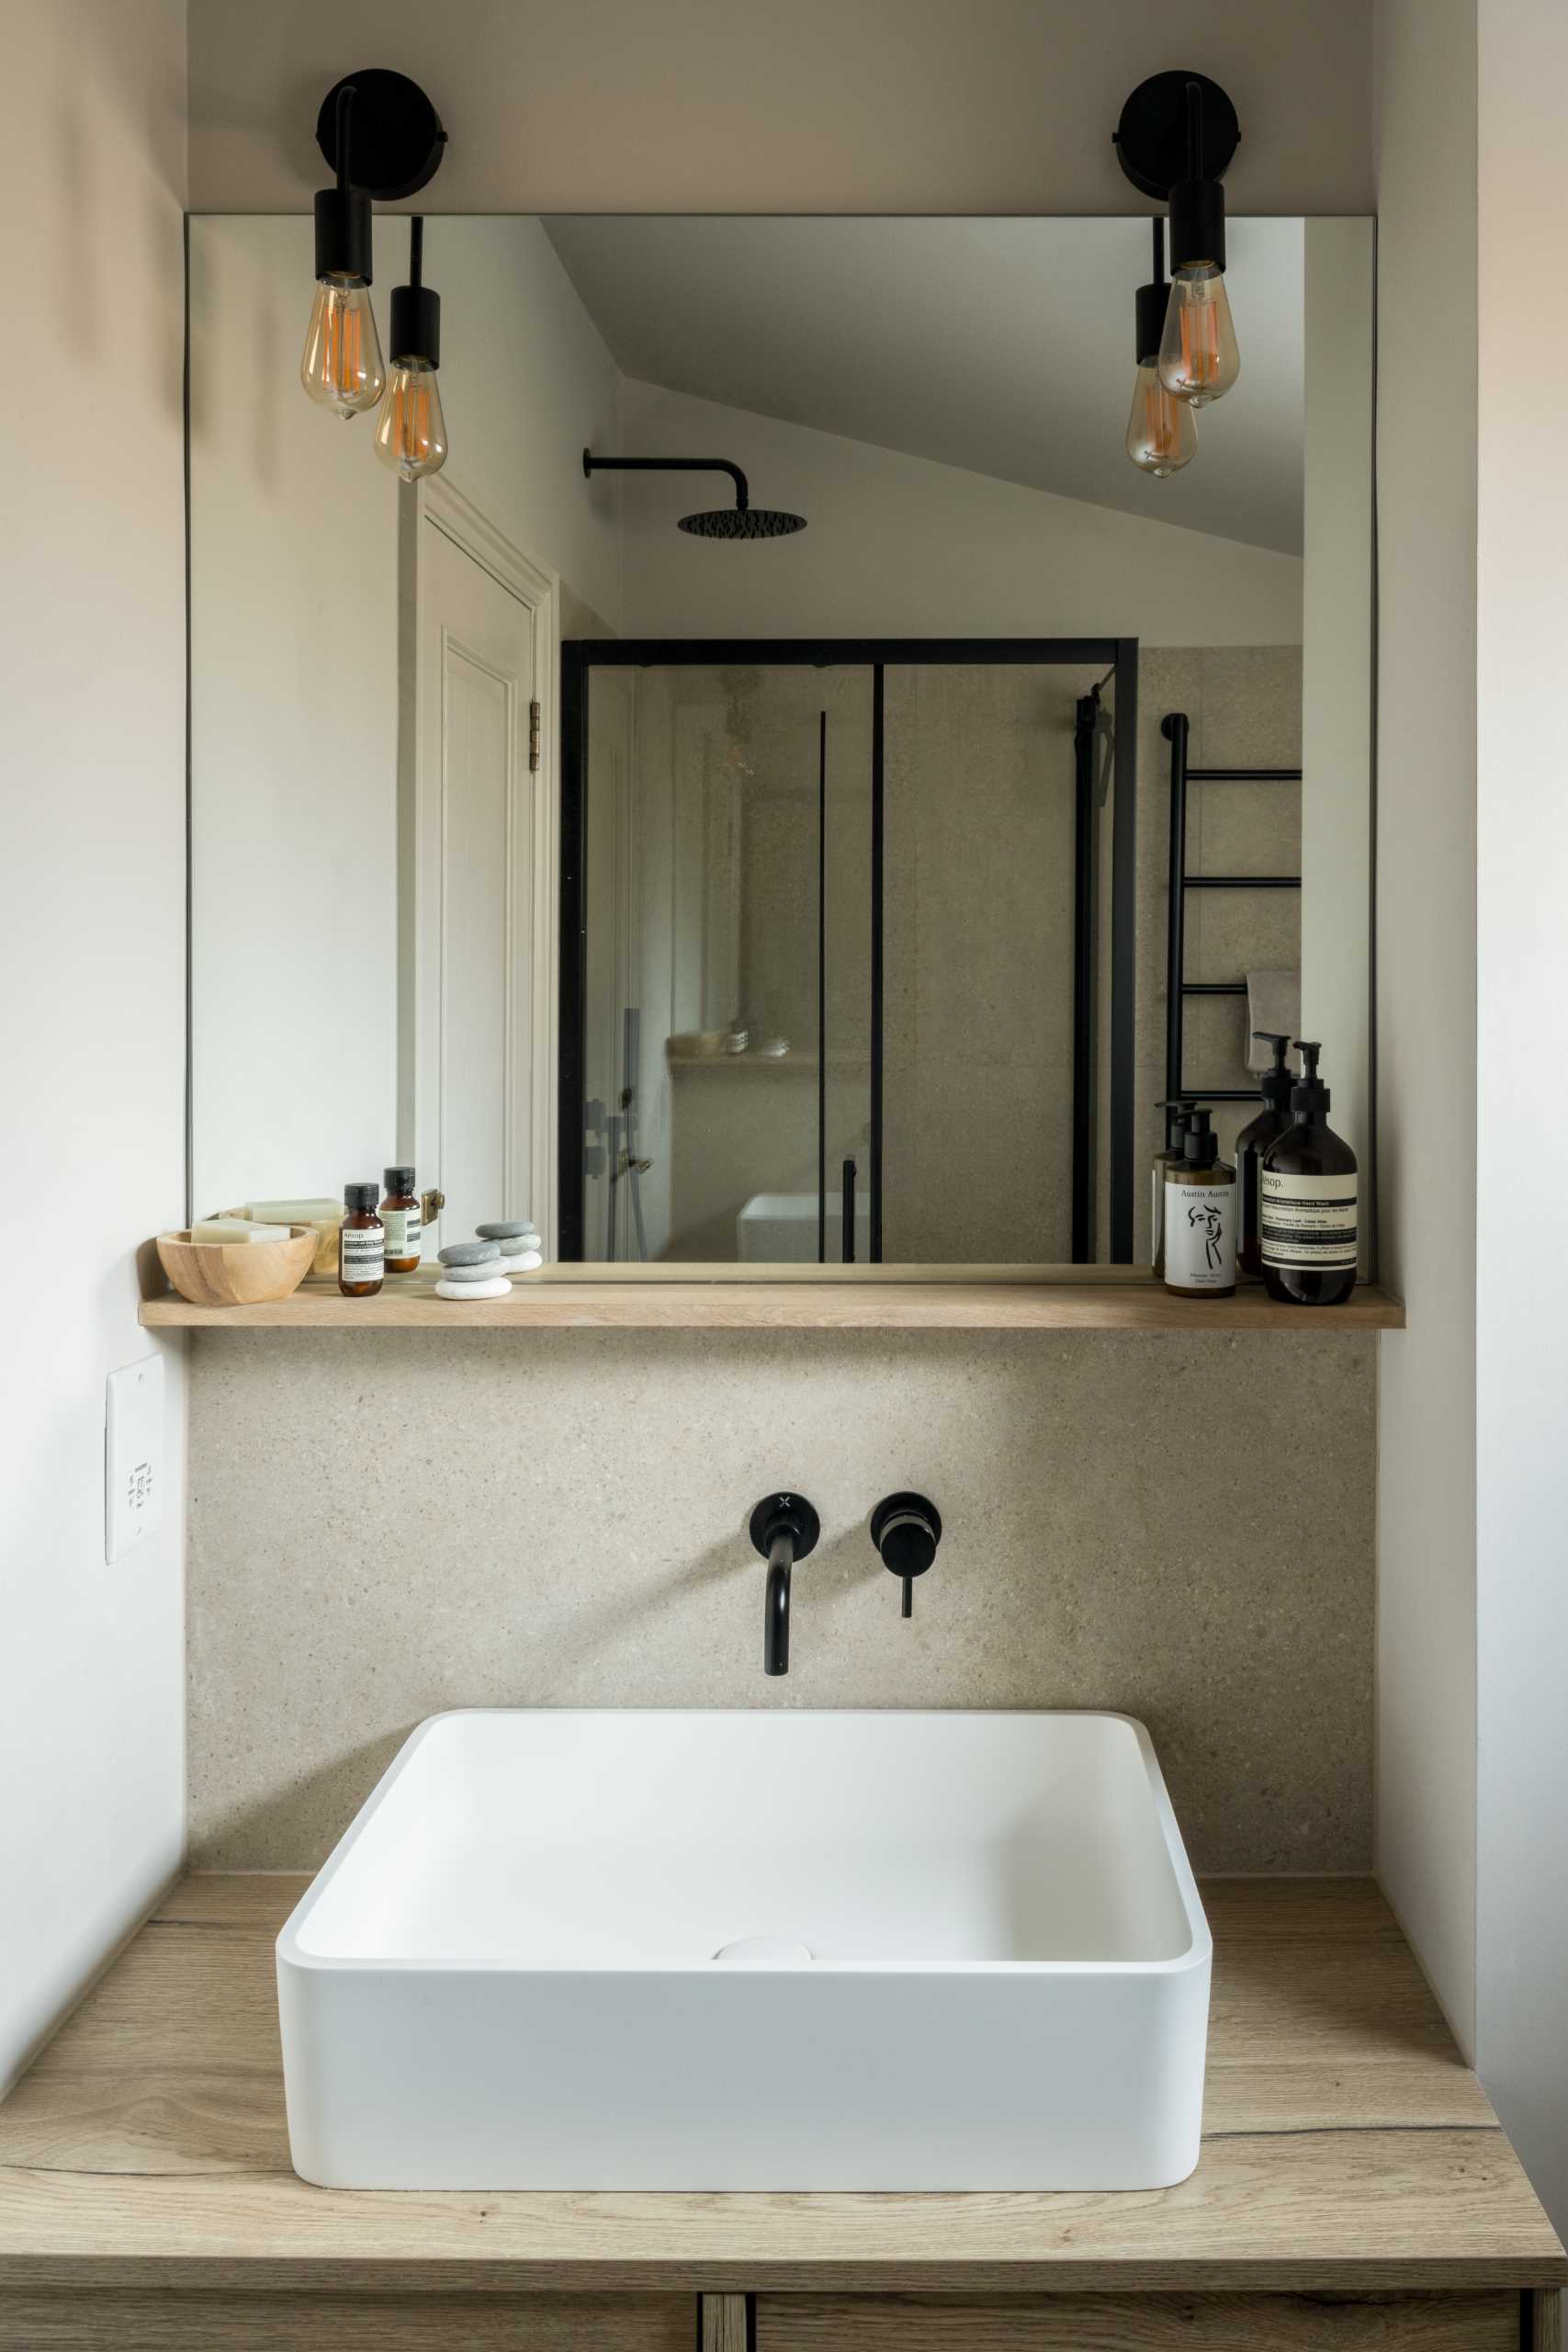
[544,216,1305,555]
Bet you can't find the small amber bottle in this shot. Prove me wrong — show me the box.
[338,1183,385,1297]
[379,1165,422,1273]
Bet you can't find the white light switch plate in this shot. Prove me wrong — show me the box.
[106,1354,164,1565]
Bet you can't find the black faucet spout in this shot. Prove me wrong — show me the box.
[764,1534,793,1676]
[749,1492,820,1679]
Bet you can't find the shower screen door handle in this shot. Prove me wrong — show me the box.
[842,1159,857,1265]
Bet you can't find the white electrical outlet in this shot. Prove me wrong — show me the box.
[106,1354,165,1565]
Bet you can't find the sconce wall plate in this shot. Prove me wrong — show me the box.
[1113,71,1239,201]
[315,68,446,201]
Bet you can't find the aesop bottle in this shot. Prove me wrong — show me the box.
[1234,1035,1295,1278]
[379,1165,422,1273]
[337,1183,385,1298]
[1162,1107,1237,1298]
[1260,1041,1358,1306]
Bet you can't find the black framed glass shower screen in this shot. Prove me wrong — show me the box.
[559,639,1138,1267]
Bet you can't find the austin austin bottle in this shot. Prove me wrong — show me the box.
[1162,1107,1237,1299]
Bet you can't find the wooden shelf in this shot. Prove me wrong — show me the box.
[140,1272,1405,1333]
[0,1874,1557,2294]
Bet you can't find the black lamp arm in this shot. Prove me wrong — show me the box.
[1185,76,1205,182]
[334,82,355,193]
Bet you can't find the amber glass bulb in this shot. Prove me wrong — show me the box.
[1157,266,1240,408]
[374,360,448,481]
[300,277,386,419]
[1126,361,1198,476]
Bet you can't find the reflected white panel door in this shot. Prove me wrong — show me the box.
[413,514,542,1250]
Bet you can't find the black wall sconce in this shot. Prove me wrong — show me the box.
[1125,216,1197,477]
[374,217,448,480]
[300,69,449,474]
[1115,72,1242,416]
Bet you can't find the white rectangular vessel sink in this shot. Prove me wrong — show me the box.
[277,1709,1210,2191]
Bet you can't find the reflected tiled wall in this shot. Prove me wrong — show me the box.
[1136,648,1303,1261]
[883,664,1095,1262]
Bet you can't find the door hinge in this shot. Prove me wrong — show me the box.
[529,698,542,772]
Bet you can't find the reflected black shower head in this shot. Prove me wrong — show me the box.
[679,505,807,539]
[583,448,807,539]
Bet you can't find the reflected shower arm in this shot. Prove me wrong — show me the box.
[582,449,750,512]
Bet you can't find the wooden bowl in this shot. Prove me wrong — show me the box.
[156,1225,319,1308]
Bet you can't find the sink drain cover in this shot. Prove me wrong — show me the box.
[711,1936,814,1967]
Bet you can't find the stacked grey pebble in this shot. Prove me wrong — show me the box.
[432,1237,510,1302]
[476,1216,542,1272]
[437,1239,500,1272]
[431,1226,541,1301]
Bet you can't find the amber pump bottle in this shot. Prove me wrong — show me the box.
[1235,1035,1295,1278]
[1260,1041,1359,1306]
[1162,1106,1237,1299]
[338,1183,385,1297]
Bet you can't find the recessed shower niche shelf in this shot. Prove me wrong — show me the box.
[140,1270,1405,1331]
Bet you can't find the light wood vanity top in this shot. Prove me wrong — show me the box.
[0,1875,1558,2298]
[140,1270,1406,1330]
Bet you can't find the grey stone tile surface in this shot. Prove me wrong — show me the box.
[187,1327,1374,1876]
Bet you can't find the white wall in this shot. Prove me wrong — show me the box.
[1301,220,1375,1242]
[189,217,399,1216]
[619,384,1304,647]
[190,216,621,1216]
[1,0,188,2090]
[422,219,622,627]
[186,0,1371,215]
[1473,0,1568,2237]
[1371,0,1479,2057]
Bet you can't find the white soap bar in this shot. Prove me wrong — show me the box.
[434,1275,513,1302]
[190,1218,256,1245]
[238,1198,343,1276]
[243,1222,291,1244]
[495,1250,544,1272]
[243,1197,341,1222]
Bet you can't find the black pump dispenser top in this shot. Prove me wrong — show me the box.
[1290,1039,1330,1119]
[1156,1096,1194,1152]
[1182,1106,1218,1168]
[1253,1032,1293,1114]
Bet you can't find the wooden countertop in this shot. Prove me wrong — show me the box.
[0,1876,1559,2298]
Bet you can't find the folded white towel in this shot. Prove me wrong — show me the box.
[1246,969,1301,1071]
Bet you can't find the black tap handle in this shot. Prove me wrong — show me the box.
[870,1492,942,1620]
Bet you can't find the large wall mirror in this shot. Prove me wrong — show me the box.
[189,214,1371,1272]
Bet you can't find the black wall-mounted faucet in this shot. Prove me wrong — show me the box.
[871,1492,942,1617]
[749,1492,820,1676]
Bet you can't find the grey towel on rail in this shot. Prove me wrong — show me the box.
[1247,969,1301,1069]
